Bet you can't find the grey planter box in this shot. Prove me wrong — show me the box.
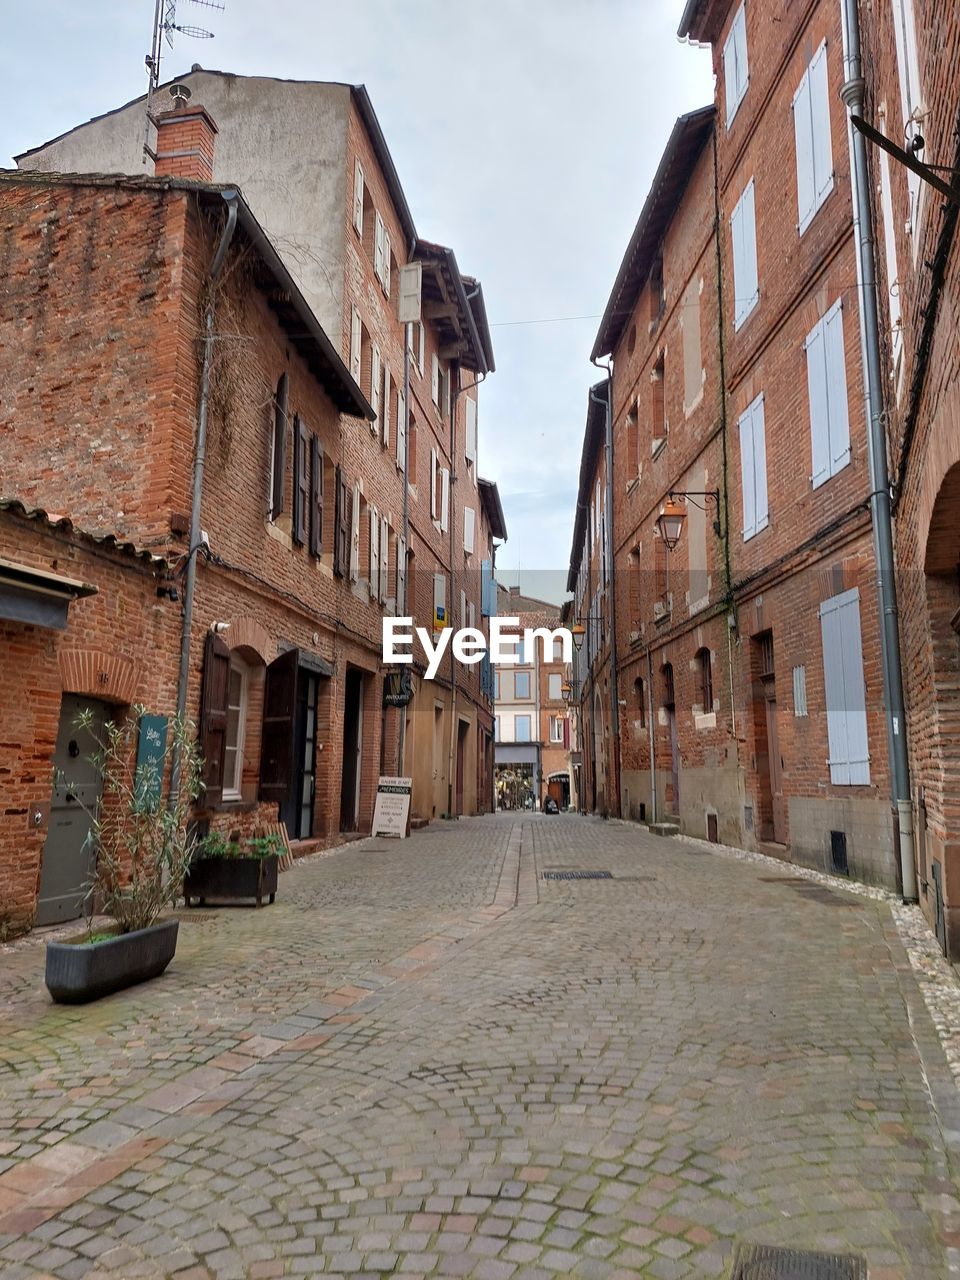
[45,918,179,1004]
[183,855,278,908]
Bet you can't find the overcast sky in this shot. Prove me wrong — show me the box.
[2,1,712,604]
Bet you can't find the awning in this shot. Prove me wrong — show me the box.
[495,743,540,766]
[0,557,97,631]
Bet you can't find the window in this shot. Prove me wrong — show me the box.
[465,396,478,466]
[819,588,870,785]
[353,160,364,236]
[440,467,450,533]
[738,392,768,540]
[515,671,531,699]
[495,715,500,740]
[652,353,665,450]
[370,344,382,436]
[409,321,426,377]
[223,656,248,801]
[349,481,360,581]
[793,665,808,717]
[292,417,309,547]
[548,674,563,700]
[730,178,759,329]
[496,671,506,700]
[368,504,380,600]
[515,714,532,743]
[793,41,834,235]
[697,647,713,712]
[550,716,564,744]
[270,373,288,520]
[463,506,475,555]
[334,465,349,578]
[430,448,439,520]
[682,277,703,411]
[396,383,407,471]
[892,0,924,240]
[635,677,646,729]
[805,299,851,488]
[379,515,390,604]
[309,434,324,558]
[723,2,749,126]
[350,307,362,382]
[381,363,391,447]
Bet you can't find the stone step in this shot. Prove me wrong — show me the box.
[649,822,681,838]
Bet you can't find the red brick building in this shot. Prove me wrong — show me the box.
[570,0,909,890]
[18,71,505,827]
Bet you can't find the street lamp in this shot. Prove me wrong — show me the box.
[570,622,586,651]
[655,490,723,551]
[561,681,573,704]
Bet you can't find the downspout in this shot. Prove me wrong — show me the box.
[839,2,918,901]
[397,319,412,775]
[591,362,621,817]
[171,189,239,803]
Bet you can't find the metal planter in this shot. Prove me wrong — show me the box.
[45,918,180,1004]
[183,855,278,908]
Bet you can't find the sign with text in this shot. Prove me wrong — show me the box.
[372,776,412,839]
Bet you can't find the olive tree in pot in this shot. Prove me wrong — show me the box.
[44,707,203,1004]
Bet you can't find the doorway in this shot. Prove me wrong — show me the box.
[340,669,363,831]
[36,696,108,926]
[455,718,469,815]
[755,631,787,844]
[295,672,319,840]
[663,662,679,817]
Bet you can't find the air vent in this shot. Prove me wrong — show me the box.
[830,830,849,875]
[730,1243,866,1279]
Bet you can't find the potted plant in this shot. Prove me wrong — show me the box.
[183,831,282,908]
[44,708,202,1004]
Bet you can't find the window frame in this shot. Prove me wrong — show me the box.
[515,714,532,743]
[793,40,834,236]
[804,298,851,489]
[738,391,769,541]
[515,671,531,700]
[222,655,249,802]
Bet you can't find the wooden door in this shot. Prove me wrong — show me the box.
[765,693,787,843]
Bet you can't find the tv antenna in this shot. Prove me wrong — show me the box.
[145,0,224,98]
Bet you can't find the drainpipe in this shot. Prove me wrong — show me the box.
[591,362,621,817]
[839,2,918,901]
[170,189,239,804]
[397,320,412,776]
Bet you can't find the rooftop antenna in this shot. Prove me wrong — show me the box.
[144,0,224,161]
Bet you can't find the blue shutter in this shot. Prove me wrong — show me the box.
[805,316,831,488]
[739,402,756,540]
[810,42,834,206]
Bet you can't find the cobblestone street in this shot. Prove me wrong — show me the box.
[1,814,959,1279]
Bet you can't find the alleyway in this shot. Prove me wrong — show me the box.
[1,815,958,1279]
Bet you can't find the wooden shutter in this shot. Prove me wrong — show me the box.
[431,353,440,405]
[353,160,364,234]
[200,629,231,807]
[382,228,392,296]
[370,345,381,434]
[463,506,475,554]
[349,482,361,581]
[396,384,406,471]
[820,588,870,786]
[380,515,390,603]
[374,211,385,281]
[440,467,450,533]
[430,448,438,519]
[293,417,309,546]
[752,394,768,533]
[271,374,288,519]
[418,322,425,376]
[369,504,380,599]
[731,180,758,328]
[350,307,362,381]
[810,42,833,206]
[824,300,851,474]
[334,465,348,577]
[739,401,756,540]
[397,536,407,611]
[310,434,323,557]
[793,68,815,231]
[465,396,477,464]
[259,648,298,804]
[723,15,740,124]
[805,316,831,489]
[382,364,391,446]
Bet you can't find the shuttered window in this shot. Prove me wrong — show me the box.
[380,515,390,604]
[270,373,288,520]
[723,3,749,126]
[430,448,439,520]
[334,465,349,578]
[431,353,440,406]
[397,536,407,611]
[374,211,385,281]
[463,506,476,555]
[353,160,364,235]
[805,299,851,489]
[730,178,759,329]
[350,307,362,382]
[382,227,391,296]
[738,392,768,540]
[819,588,870,785]
[396,384,406,472]
[309,434,324,558]
[440,467,450,533]
[370,345,381,435]
[349,481,361,581]
[793,665,808,717]
[369,504,380,600]
[292,416,309,546]
[793,41,834,235]
[259,649,297,804]
[199,629,231,807]
[892,0,924,239]
[382,364,391,446]
[465,396,477,465]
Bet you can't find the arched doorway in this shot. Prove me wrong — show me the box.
[921,462,960,955]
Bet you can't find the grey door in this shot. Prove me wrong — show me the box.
[36,696,106,926]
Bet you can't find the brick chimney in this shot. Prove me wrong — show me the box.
[152,102,219,182]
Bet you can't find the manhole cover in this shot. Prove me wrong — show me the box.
[731,1243,866,1280]
[540,869,613,881]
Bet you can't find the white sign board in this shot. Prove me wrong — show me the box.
[372,776,412,839]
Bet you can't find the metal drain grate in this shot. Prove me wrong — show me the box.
[540,869,613,881]
[730,1243,866,1279]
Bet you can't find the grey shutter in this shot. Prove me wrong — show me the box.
[259,649,298,804]
[310,434,323,558]
[293,417,309,546]
[823,300,851,474]
[805,316,831,488]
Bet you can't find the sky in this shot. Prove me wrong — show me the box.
[1,1,713,604]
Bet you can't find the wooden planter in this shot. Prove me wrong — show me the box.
[183,855,278,908]
[45,918,179,1004]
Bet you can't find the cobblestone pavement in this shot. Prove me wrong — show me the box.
[1,814,959,1279]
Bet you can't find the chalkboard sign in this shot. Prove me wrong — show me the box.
[135,714,169,809]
